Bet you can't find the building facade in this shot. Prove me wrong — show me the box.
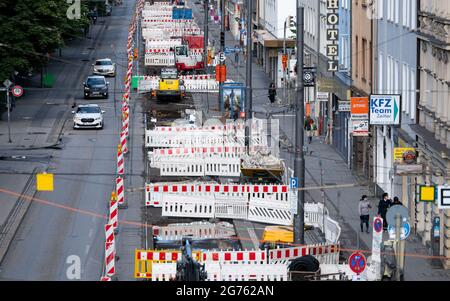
[350,0,374,182]
[373,0,417,199]
[414,0,450,269]
[332,0,352,163]
[254,0,296,85]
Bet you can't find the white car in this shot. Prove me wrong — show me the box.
[72,104,105,129]
[92,58,116,77]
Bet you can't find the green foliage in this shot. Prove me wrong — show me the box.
[0,0,91,81]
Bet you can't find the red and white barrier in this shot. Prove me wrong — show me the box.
[105,223,115,244]
[105,241,115,277]
[109,195,118,231]
[269,243,340,265]
[152,221,236,241]
[100,276,112,281]
[202,251,266,263]
[116,177,125,208]
[204,263,288,281]
[145,53,175,67]
[117,144,124,175]
[120,130,128,154]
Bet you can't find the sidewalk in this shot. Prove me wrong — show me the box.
[197,17,450,283]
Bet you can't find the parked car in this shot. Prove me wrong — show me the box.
[84,75,109,99]
[72,104,105,129]
[92,58,116,77]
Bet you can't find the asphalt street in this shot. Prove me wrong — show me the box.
[0,2,141,280]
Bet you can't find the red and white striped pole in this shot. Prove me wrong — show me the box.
[100,276,112,281]
[105,241,115,277]
[117,144,124,176]
[109,191,118,232]
[116,176,127,209]
[120,130,128,154]
[105,223,115,244]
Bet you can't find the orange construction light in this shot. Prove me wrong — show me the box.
[134,48,138,60]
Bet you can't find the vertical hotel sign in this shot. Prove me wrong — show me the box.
[326,0,339,72]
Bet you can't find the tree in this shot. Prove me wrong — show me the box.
[0,0,89,81]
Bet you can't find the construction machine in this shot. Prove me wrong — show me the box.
[152,67,186,101]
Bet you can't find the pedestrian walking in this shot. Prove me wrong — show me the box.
[304,116,314,143]
[378,193,392,230]
[268,83,276,104]
[359,195,372,233]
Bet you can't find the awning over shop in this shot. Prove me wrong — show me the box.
[255,30,296,48]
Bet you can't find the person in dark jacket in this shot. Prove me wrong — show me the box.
[391,196,402,206]
[268,83,276,104]
[378,193,392,230]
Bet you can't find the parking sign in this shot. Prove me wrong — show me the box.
[290,177,298,189]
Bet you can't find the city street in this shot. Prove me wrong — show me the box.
[0,0,449,284]
[0,2,143,280]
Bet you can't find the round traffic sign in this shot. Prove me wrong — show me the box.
[373,217,383,234]
[386,205,409,226]
[388,222,410,240]
[348,252,366,275]
[11,85,24,97]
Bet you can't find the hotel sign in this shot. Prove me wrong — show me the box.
[326,0,339,72]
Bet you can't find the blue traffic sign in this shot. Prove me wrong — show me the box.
[388,222,410,240]
[290,177,298,189]
[373,217,383,234]
[349,252,366,274]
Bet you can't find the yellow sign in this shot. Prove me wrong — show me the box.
[394,148,416,164]
[135,249,202,279]
[37,173,54,191]
[420,186,436,202]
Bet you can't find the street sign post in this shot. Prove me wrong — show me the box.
[348,252,366,275]
[372,217,383,263]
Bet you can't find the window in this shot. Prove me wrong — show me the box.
[369,41,372,84]
[410,69,416,120]
[411,0,416,30]
[362,38,367,81]
[378,0,384,19]
[355,36,359,77]
[379,52,383,92]
[395,0,400,24]
[402,63,408,112]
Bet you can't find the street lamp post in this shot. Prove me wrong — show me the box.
[294,4,305,245]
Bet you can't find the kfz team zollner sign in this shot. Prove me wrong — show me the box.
[370,95,401,125]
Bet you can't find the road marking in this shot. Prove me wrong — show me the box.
[85,244,90,255]
[88,229,94,238]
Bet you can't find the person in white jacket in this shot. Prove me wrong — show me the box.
[359,195,372,233]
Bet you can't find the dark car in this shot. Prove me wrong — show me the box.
[84,75,109,99]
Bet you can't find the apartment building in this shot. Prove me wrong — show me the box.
[413,0,450,269]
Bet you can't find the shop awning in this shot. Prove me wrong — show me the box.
[255,30,296,48]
